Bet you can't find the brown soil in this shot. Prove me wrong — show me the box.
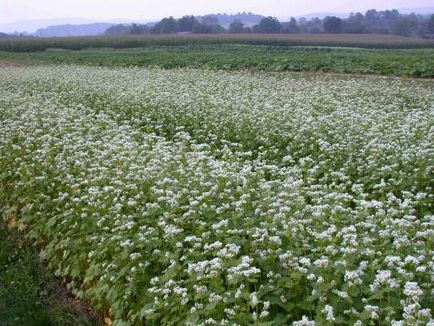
[0,60,21,67]
[279,70,434,83]
[317,71,434,82]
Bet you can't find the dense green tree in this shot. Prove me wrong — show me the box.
[201,15,219,26]
[253,17,282,33]
[343,13,366,33]
[392,16,419,36]
[191,23,214,33]
[177,15,197,32]
[106,8,432,37]
[192,17,226,34]
[243,26,253,33]
[130,23,149,34]
[364,9,380,27]
[0,32,15,39]
[152,17,177,33]
[198,12,262,26]
[382,10,400,26]
[427,14,434,34]
[323,16,343,33]
[105,24,148,35]
[298,17,323,33]
[282,18,300,33]
[229,20,245,33]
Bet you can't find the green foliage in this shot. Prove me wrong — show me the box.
[104,24,134,36]
[323,16,343,33]
[0,223,101,326]
[1,44,433,78]
[152,17,177,34]
[130,24,150,35]
[0,65,432,325]
[176,15,197,32]
[192,23,216,34]
[253,17,282,33]
[392,17,419,37]
[428,14,434,34]
[1,33,433,53]
[229,21,245,33]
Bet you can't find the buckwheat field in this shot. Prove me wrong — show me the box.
[0,66,433,325]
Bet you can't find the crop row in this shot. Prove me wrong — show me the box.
[1,45,434,77]
[1,33,434,52]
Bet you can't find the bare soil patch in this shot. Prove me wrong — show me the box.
[282,70,434,83]
[0,60,21,67]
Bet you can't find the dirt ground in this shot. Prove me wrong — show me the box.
[0,60,21,67]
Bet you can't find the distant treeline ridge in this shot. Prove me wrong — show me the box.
[105,10,434,38]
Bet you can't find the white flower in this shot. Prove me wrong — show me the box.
[322,305,336,322]
[403,282,423,302]
[250,292,259,306]
[293,315,316,326]
[364,305,379,320]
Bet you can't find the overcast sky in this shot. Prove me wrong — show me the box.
[2,0,433,24]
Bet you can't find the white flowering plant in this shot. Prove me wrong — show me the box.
[0,66,433,325]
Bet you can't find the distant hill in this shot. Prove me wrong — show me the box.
[2,7,432,37]
[34,23,113,37]
[0,32,15,39]
[292,7,434,21]
[0,18,96,34]
[0,18,145,34]
[0,13,264,35]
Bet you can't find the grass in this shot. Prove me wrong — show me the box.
[1,44,434,77]
[1,33,434,52]
[0,221,101,326]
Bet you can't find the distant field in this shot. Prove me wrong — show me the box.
[1,33,434,52]
[2,45,434,77]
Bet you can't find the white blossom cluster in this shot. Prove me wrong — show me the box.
[0,65,433,325]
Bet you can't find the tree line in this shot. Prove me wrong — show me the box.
[105,10,434,38]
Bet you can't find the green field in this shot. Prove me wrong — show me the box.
[1,32,433,326]
[1,65,433,325]
[2,34,434,78]
[2,45,434,77]
[1,34,434,52]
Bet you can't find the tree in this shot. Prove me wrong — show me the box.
[0,32,14,39]
[105,24,149,35]
[130,23,149,35]
[253,17,282,33]
[382,10,400,25]
[343,13,366,33]
[282,17,300,33]
[323,16,343,33]
[192,23,214,33]
[298,17,323,33]
[364,9,380,26]
[427,14,434,34]
[229,20,245,33]
[177,15,197,32]
[105,24,133,35]
[243,26,253,33]
[152,16,177,33]
[201,15,219,26]
[392,16,418,36]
